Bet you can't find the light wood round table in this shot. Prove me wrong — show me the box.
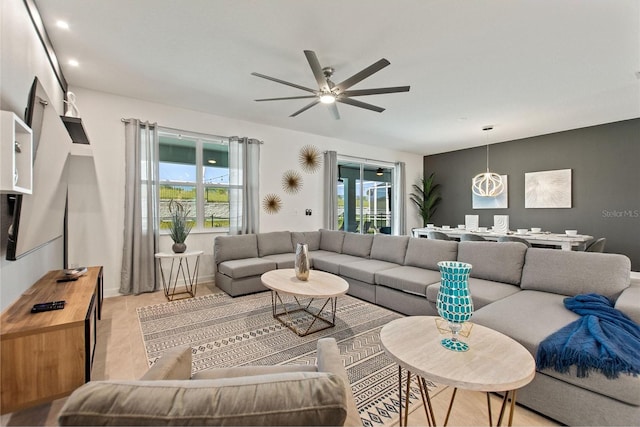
[380,316,535,426]
[261,269,349,336]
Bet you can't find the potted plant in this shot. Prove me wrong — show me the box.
[409,173,442,226]
[168,200,193,253]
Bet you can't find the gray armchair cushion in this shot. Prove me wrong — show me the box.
[520,249,631,296]
[457,241,527,285]
[58,373,348,426]
[404,238,458,270]
[319,229,345,253]
[370,235,409,265]
[291,231,321,251]
[214,234,258,264]
[257,231,293,257]
[342,233,374,258]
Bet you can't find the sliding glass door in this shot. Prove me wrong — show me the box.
[337,158,395,234]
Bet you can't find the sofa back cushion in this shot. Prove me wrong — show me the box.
[520,249,631,297]
[319,229,345,253]
[370,235,409,265]
[58,372,348,426]
[457,241,527,285]
[404,238,458,270]
[342,233,374,258]
[257,231,293,257]
[291,231,321,251]
[214,234,258,264]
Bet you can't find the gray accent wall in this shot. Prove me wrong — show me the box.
[424,118,640,270]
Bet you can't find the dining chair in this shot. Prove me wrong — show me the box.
[460,233,487,242]
[498,235,532,247]
[427,231,450,240]
[585,238,606,252]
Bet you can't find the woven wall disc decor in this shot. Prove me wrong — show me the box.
[282,170,302,194]
[299,145,322,173]
[262,194,282,214]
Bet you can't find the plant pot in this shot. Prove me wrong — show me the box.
[172,242,187,253]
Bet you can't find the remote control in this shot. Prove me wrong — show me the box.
[31,300,66,313]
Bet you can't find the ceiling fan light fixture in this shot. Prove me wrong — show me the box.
[376,168,384,176]
[319,93,336,104]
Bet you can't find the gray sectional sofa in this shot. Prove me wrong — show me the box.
[214,229,639,426]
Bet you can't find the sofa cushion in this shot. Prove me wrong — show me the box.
[291,231,321,251]
[257,231,293,257]
[339,259,400,284]
[58,372,348,426]
[342,233,374,258]
[370,235,409,265]
[262,253,296,269]
[218,258,276,279]
[319,229,345,253]
[313,254,364,275]
[520,249,631,297]
[471,290,640,406]
[376,266,442,296]
[426,277,522,310]
[140,346,192,381]
[457,241,527,285]
[214,234,258,264]
[404,238,458,270]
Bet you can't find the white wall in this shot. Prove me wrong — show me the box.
[68,87,423,297]
[0,0,66,311]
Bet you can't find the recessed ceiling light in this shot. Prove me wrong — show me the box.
[68,59,79,67]
[56,20,69,30]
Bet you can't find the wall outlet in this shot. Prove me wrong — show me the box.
[305,209,312,216]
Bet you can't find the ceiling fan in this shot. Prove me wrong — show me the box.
[251,50,410,119]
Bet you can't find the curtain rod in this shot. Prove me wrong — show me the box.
[335,153,395,167]
[121,119,263,143]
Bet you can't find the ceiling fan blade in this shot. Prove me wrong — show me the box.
[328,103,340,120]
[342,86,410,97]
[290,99,320,117]
[255,95,318,101]
[337,97,385,113]
[334,58,390,92]
[304,50,329,92]
[251,72,317,94]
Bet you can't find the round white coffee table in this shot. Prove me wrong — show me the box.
[261,269,349,336]
[380,316,535,426]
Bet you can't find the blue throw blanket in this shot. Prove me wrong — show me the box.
[536,293,640,379]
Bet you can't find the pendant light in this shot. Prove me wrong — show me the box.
[472,126,504,197]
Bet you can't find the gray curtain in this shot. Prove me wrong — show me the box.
[120,119,159,295]
[323,151,338,229]
[392,161,406,235]
[229,136,261,235]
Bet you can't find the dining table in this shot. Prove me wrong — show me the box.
[412,227,594,251]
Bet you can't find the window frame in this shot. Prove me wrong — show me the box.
[158,128,230,234]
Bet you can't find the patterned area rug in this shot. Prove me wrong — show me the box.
[137,291,441,427]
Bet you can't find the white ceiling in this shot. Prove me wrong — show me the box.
[34,0,640,155]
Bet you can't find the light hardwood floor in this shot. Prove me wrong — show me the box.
[1,283,559,426]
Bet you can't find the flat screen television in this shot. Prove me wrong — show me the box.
[5,77,70,260]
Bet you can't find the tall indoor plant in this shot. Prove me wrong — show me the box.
[409,173,442,226]
[168,200,193,253]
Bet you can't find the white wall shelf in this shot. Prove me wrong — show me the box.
[1,111,33,194]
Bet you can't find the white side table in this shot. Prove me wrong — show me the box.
[155,250,203,301]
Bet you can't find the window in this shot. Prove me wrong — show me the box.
[337,158,394,234]
[158,129,229,232]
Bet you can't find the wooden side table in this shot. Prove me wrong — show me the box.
[380,316,535,426]
[155,251,203,301]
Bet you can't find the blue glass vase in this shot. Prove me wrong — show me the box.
[436,261,473,352]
